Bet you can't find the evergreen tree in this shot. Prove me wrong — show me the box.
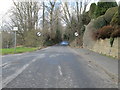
[118,3,120,25]
[95,1,117,18]
[89,3,97,19]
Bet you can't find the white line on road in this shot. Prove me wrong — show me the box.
[1,54,45,68]
[0,62,11,68]
[49,54,60,58]
[88,64,95,69]
[2,54,45,88]
[58,65,62,76]
[2,56,5,57]
[2,54,23,58]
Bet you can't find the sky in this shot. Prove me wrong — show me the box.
[0,0,119,16]
[0,0,13,17]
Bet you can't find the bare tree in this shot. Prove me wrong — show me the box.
[42,2,45,30]
[3,0,91,47]
[76,0,91,45]
[62,2,71,26]
[47,1,56,39]
[62,0,91,45]
[10,1,41,45]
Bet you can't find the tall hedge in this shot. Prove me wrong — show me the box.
[104,7,118,24]
[96,25,114,39]
[110,11,119,26]
[93,15,107,29]
[95,1,117,18]
[118,4,120,25]
[89,3,97,19]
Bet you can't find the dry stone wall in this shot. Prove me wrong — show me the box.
[84,37,119,59]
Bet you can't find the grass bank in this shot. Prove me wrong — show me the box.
[1,47,38,55]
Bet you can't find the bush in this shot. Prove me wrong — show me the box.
[104,7,118,24]
[111,28,120,38]
[95,2,118,18]
[110,11,119,26]
[94,15,107,29]
[24,30,41,47]
[118,5,120,25]
[93,7,118,29]
[97,26,114,39]
[43,40,54,46]
[2,31,14,48]
[110,37,114,47]
[89,3,97,19]
[81,12,91,25]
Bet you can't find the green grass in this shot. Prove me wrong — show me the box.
[1,47,38,55]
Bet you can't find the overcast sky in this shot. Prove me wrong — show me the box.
[0,0,119,15]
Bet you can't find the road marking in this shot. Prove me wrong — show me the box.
[2,54,23,58]
[58,65,62,76]
[2,63,11,68]
[1,56,5,57]
[1,54,39,68]
[88,64,95,69]
[2,55,45,88]
[49,54,60,58]
[0,62,11,68]
[2,63,30,87]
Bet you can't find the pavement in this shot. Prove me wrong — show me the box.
[1,46,118,88]
[71,48,118,82]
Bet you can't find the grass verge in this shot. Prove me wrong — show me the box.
[1,47,38,55]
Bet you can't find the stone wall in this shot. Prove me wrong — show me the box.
[83,19,119,59]
[84,38,119,59]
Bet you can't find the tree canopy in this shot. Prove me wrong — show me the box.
[95,1,117,18]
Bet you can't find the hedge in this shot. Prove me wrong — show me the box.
[97,25,114,39]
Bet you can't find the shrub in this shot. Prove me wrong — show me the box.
[110,11,119,26]
[118,5,120,25]
[110,5,120,26]
[97,26,114,39]
[2,31,14,48]
[93,7,118,29]
[95,2,118,18]
[110,37,114,47]
[111,28,120,38]
[81,12,91,25]
[89,3,97,19]
[94,15,107,29]
[24,30,41,47]
[104,7,118,24]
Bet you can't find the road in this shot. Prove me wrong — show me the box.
[2,46,118,88]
